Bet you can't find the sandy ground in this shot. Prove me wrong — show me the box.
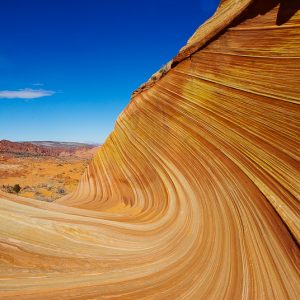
[0,155,89,201]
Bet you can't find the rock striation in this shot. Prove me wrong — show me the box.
[0,0,299,299]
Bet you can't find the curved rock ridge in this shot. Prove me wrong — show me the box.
[132,0,255,97]
[0,0,300,299]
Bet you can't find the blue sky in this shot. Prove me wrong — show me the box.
[0,0,219,143]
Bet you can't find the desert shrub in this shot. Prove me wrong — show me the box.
[22,186,32,192]
[13,184,21,194]
[57,187,66,195]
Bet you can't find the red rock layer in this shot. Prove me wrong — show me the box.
[0,140,96,157]
[0,0,299,299]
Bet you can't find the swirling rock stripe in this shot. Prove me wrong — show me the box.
[0,0,299,299]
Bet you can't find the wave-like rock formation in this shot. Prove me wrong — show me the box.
[0,0,299,299]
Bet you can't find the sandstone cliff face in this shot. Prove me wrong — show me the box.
[0,1,299,299]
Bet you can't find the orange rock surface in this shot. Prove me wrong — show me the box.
[0,0,299,299]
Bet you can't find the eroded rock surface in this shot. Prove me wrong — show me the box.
[0,0,299,299]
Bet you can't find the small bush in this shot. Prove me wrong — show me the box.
[57,187,66,195]
[13,184,21,194]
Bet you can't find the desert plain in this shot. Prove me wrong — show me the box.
[0,140,98,201]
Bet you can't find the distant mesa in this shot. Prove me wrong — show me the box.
[0,139,100,158]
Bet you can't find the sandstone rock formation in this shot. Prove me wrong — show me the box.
[0,0,299,299]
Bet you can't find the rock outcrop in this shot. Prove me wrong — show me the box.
[0,140,97,158]
[0,0,299,299]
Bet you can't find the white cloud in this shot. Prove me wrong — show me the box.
[0,88,55,99]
